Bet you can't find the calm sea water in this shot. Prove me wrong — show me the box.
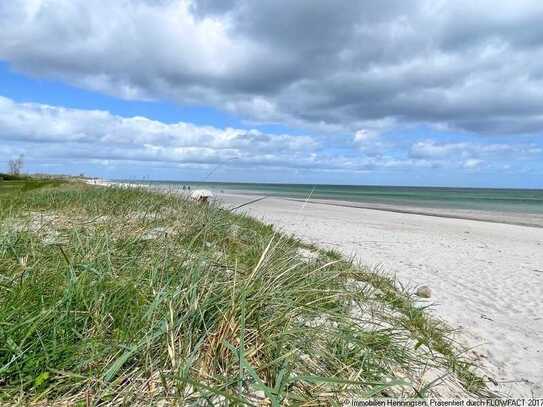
[133,181,543,215]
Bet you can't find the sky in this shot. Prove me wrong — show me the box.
[1,0,542,188]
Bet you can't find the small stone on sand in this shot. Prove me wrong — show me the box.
[416,285,432,298]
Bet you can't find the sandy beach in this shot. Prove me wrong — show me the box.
[218,192,543,397]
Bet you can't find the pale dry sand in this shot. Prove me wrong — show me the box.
[218,192,543,397]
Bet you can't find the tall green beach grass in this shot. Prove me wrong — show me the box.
[0,179,489,405]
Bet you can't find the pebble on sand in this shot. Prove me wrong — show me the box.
[416,285,432,298]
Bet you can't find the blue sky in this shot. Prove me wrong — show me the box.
[1,1,542,188]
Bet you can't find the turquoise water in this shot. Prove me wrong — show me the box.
[132,181,543,215]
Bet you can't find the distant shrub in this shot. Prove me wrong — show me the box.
[0,172,26,181]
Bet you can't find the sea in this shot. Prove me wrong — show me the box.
[128,181,543,216]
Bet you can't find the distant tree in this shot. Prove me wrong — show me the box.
[8,155,24,176]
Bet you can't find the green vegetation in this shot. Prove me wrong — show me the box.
[0,180,488,404]
[0,173,64,195]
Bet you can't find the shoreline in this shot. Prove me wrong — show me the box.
[210,187,543,228]
[105,181,543,228]
[282,196,543,229]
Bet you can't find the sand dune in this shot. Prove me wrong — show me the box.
[218,192,543,397]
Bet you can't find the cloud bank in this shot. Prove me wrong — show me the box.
[1,96,540,181]
[1,0,543,136]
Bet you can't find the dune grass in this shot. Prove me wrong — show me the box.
[0,181,489,405]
